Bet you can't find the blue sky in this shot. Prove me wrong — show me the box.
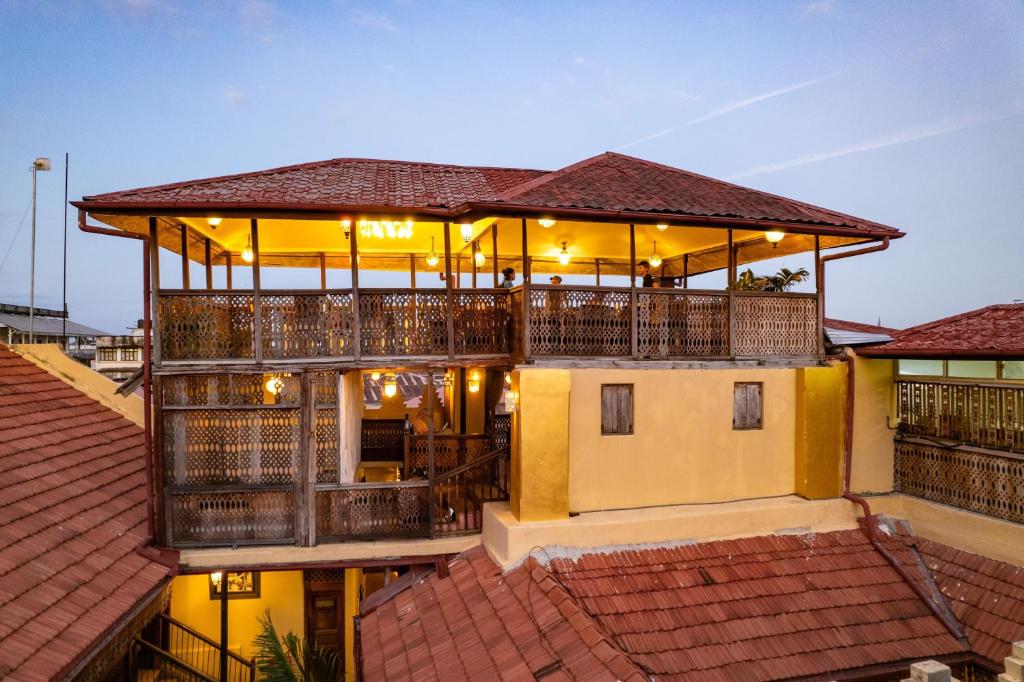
[1,0,1022,332]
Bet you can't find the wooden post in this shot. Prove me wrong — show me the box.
[629,223,638,358]
[815,236,824,357]
[180,224,190,289]
[443,223,456,361]
[296,373,316,546]
[426,370,436,539]
[727,229,736,285]
[251,219,263,364]
[471,242,478,289]
[491,224,499,287]
[350,220,362,361]
[409,253,416,288]
[149,218,162,366]
[520,218,531,359]
[320,252,327,289]
[455,252,462,289]
[683,253,689,289]
[727,229,736,358]
[595,258,601,285]
[225,252,233,290]
[204,238,213,289]
[219,573,229,682]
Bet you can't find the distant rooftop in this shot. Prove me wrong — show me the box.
[823,317,897,347]
[859,303,1024,358]
[0,302,109,337]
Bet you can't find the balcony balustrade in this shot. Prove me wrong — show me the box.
[156,285,820,364]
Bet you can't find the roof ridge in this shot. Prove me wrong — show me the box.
[84,157,550,201]
[893,304,1010,339]
[496,151,615,202]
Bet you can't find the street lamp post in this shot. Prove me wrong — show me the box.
[29,157,51,344]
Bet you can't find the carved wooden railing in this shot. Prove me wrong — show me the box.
[403,434,494,478]
[358,289,448,356]
[894,439,1024,524]
[432,446,511,536]
[315,481,431,540]
[732,291,818,357]
[897,380,1024,451]
[361,418,407,462]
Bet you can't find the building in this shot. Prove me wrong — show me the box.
[92,323,145,382]
[62,153,1023,680]
[0,303,108,361]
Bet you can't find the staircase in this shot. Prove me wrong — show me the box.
[131,613,255,682]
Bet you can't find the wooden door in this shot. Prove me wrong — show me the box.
[304,577,345,658]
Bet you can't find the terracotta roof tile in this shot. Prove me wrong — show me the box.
[859,303,1024,357]
[0,347,171,681]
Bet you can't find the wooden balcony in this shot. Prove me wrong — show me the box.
[895,379,1024,524]
[155,285,820,366]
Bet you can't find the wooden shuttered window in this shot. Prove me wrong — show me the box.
[733,382,763,430]
[601,384,633,435]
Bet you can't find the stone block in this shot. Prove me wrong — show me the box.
[909,660,952,682]
[1005,656,1024,680]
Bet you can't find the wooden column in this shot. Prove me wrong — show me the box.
[629,223,638,358]
[148,218,162,366]
[219,574,229,682]
[319,252,327,289]
[683,253,689,289]
[471,242,478,289]
[815,236,825,357]
[443,223,456,361]
[180,224,190,289]
[409,253,416,288]
[455,252,462,289]
[296,372,316,546]
[225,253,233,290]
[726,229,736,358]
[520,217,531,359]
[595,258,601,285]
[204,238,213,289]
[251,219,263,364]
[349,220,361,361]
[727,229,737,284]
[491,224,499,287]
[426,370,436,539]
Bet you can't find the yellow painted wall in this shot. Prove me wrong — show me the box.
[567,368,798,512]
[511,368,570,521]
[850,354,896,493]
[794,364,846,499]
[169,571,305,664]
[464,370,486,434]
[343,568,361,682]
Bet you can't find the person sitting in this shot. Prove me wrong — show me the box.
[499,267,516,288]
[637,261,654,287]
[549,275,563,285]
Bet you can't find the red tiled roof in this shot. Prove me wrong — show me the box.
[81,158,547,210]
[0,348,173,681]
[824,318,900,336]
[859,304,1024,358]
[76,153,901,237]
[360,529,971,681]
[915,538,1024,667]
[496,152,900,234]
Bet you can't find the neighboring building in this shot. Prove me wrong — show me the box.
[0,303,108,362]
[57,153,1023,680]
[91,322,145,381]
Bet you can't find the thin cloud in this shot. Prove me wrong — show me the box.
[350,9,395,31]
[687,73,839,126]
[613,128,675,152]
[803,0,836,16]
[730,104,1024,180]
[223,87,247,107]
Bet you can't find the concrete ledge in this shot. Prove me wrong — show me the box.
[868,494,1024,567]
[178,535,481,570]
[482,495,861,569]
[11,343,144,427]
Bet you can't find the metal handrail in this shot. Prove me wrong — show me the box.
[433,446,509,484]
[156,613,255,671]
[133,638,219,682]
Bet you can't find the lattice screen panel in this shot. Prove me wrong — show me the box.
[453,290,510,355]
[732,294,817,356]
[304,568,345,584]
[895,440,1024,523]
[163,408,300,486]
[260,292,354,359]
[315,485,430,539]
[162,373,300,406]
[359,290,448,356]
[405,435,492,477]
[897,380,1024,451]
[168,489,295,545]
[316,407,339,484]
[528,287,631,357]
[509,289,524,356]
[361,419,406,462]
[637,291,728,358]
[159,293,255,360]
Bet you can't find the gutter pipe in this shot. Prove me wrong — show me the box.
[77,209,156,540]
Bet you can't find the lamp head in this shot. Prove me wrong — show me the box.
[32,158,51,172]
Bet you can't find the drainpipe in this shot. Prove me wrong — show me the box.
[836,351,967,643]
[77,210,156,540]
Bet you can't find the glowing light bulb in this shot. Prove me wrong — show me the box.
[265,376,285,395]
[241,235,254,263]
[426,237,440,268]
[460,223,473,243]
[370,370,381,382]
[538,218,556,228]
[649,241,662,268]
[207,217,222,227]
[340,219,351,239]
[383,374,398,398]
[558,241,570,266]
[467,370,481,394]
[765,230,785,247]
[474,249,485,268]
[656,223,668,231]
